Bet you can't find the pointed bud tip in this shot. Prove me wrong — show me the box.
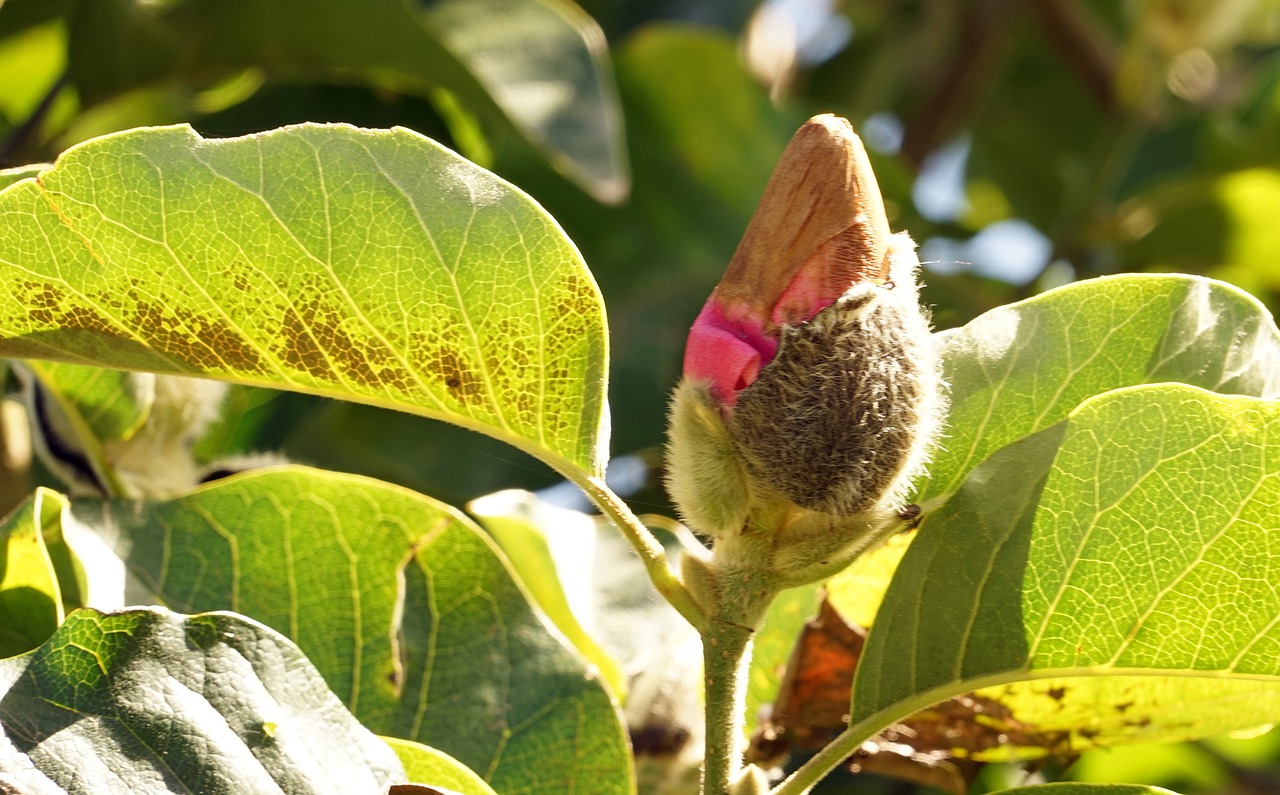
[684,114,894,405]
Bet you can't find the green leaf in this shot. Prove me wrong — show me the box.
[744,582,822,738]
[0,123,609,478]
[0,18,65,124]
[76,466,632,795]
[617,25,800,222]
[0,164,49,191]
[468,489,626,698]
[21,361,151,444]
[0,606,404,792]
[422,0,628,204]
[989,785,1181,795]
[63,0,626,201]
[826,530,914,629]
[383,737,498,795]
[920,274,1280,507]
[0,487,64,657]
[1120,168,1280,297]
[854,385,1280,755]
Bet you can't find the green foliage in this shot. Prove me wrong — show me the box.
[383,737,500,795]
[989,786,1179,795]
[859,385,1280,741]
[2,2,1280,794]
[920,275,1280,507]
[76,466,632,795]
[0,123,609,479]
[0,488,63,657]
[0,607,405,792]
[469,489,628,697]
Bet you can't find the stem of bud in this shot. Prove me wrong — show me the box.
[702,618,753,795]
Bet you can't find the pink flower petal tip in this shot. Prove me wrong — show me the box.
[683,299,778,408]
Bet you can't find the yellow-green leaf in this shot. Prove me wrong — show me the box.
[0,123,609,478]
[383,737,498,795]
[0,487,65,657]
[854,385,1280,756]
[73,466,633,795]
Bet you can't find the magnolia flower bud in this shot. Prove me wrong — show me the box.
[666,115,942,549]
[729,238,936,517]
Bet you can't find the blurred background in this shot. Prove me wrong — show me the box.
[2,0,1279,791]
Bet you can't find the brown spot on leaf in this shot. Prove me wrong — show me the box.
[280,305,330,379]
[274,280,413,392]
[414,323,483,407]
[129,298,268,374]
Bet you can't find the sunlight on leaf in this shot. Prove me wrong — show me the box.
[855,385,1280,756]
[0,123,609,478]
[382,737,498,795]
[468,488,627,698]
[990,785,1180,795]
[921,275,1280,506]
[0,487,64,657]
[73,466,632,795]
[0,607,404,792]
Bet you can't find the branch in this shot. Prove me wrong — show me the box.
[900,0,1016,168]
[1030,0,1118,111]
[0,71,68,167]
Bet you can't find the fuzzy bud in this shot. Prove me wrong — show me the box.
[666,115,943,554]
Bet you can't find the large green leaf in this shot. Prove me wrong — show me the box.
[853,385,1280,755]
[421,0,628,204]
[468,489,626,698]
[73,466,632,795]
[920,274,1280,507]
[0,607,405,793]
[0,123,609,478]
[383,737,498,795]
[62,0,625,200]
[0,488,64,657]
[990,786,1180,795]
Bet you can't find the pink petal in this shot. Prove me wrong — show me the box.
[683,299,778,407]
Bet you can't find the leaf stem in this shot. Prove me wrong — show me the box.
[768,685,956,795]
[767,715,880,795]
[702,618,754,795]
[573,473,710,632]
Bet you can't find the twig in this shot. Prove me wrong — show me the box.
[0,71,68,167]
[702,618,754,795]
[572,473,710,632]
[1030,0,1118,110]
[900,0,1016,168]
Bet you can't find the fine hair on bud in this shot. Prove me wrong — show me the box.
[727,233,943,518]
[665,379,752,537]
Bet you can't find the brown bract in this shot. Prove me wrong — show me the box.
[714,114,892,335]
